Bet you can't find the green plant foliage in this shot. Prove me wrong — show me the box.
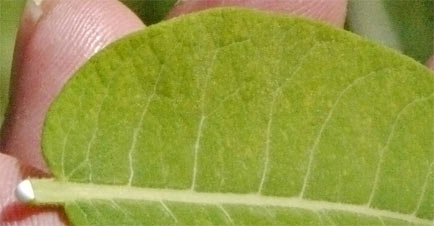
[0,0,25,125]
[347,0,434,63]
[120,0,178,25]
[34,8,433,225]
[383,0,434,63]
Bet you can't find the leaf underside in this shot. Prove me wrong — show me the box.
[40,8,434,226]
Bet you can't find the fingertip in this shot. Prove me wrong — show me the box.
[168,0,348,28]
[1,0,145,171]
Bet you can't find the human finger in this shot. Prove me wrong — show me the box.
[0,154,66,226]
[168,0,348,27]
[0,0,145,171]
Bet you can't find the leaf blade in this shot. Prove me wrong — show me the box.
[39,8,434,225]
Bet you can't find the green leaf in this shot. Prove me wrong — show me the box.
[347,0,434,63]
[120,0,178,25]
[34,8,433,225]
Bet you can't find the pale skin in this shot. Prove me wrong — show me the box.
[0,0,433,225]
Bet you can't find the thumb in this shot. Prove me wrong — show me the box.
[0,0,145,172]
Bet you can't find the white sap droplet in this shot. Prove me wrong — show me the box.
[15,179,35,203]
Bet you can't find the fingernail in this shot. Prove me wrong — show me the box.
[24,0,44,25]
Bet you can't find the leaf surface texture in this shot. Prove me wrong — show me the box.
[40,8,434,226]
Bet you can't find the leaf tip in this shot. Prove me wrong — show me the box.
[15,179,35,203]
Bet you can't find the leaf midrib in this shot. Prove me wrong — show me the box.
[31,179,432,225]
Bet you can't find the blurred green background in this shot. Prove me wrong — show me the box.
[0,0,433,126]
[0,0,25,124]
